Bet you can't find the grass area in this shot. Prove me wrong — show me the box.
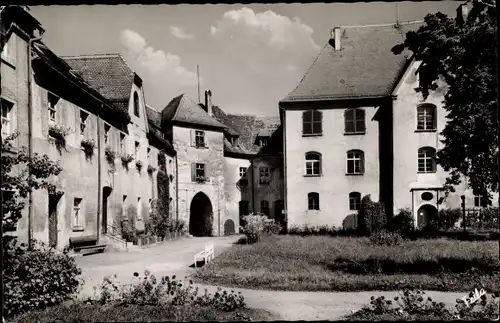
[7,302,279,322]
[194,235,500,292]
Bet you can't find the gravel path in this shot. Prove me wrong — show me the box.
[75,235,465,321]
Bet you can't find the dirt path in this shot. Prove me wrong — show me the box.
[76,235,465,321]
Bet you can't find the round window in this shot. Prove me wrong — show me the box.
[421,192,434,201]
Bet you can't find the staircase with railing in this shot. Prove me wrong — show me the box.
[101,223,128,250]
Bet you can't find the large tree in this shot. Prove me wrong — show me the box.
[392,0,498,201]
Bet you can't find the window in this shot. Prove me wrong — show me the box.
[259,138,268,147]
[119,134,125,153]
[344,108,366,134]
[260,200,270,216]
[305,152,321,176]
[73,198,83,227]
[417,104,437,131]
[302,110,322,135]
[157,152,161,167]
[308,192,320,210]
[417,147,436,173]
[195,130,205,147]
[134,141,140,158]
[1,99,13,137]
[122,195,127,218]
[104,124,110,144]
[195,163,205,181]
[259,167,270,184]
[474,195,488,208]
[147,147,151,163]
[80,110,89,136]
[137,197,142,220]
[349,192,361,210]
[133,92,140,117]
[149,198,153,213]
[48,93,58,125]
[239,167,247,178]
[346,150,364,174]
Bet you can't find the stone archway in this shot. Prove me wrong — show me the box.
[189,192,213,237]
[417,204,438,229]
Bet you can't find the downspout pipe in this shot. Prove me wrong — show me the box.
[279,104,288,232]
[96,107,102,242]
[27,30,44,250]
[175,154,179,221]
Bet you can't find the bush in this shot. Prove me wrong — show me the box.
[438,208,462,230]
[357,195,387,236]
[121,220,137,242]
[390,208,415,236]
[369,230,404,246]
[241,213,280,243]
[348,289,499,321]
[93,271,246,312]
[3,239,82,317]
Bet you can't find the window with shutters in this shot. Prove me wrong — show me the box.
[308,192,319,210]
[302,110,322,136]
[417,147,436,173]
[304,152,321,176]
[195,130,205,148]
[1,99,14,137]
[193,163,206,182]
[416,104,437,131]
[344,108,366,134]
[260,200,270,216]
[346,150,364,175]
[259,167,270,184]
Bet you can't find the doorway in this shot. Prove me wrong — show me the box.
[189,192,213,237]
[48,193,61,248]
[102,186,113,234]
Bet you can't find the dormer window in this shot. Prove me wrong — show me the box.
[133,92,140,118]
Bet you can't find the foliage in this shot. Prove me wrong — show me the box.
[3,239,82,317]
[1,132,63,234]
[348,289,499,321]
[135,160,143,173]
[357,195,387,236]
[392,1,498,197]
[369,230,404,246]
[147,164,157,175]
[145,199,170,238]
[120,153,134,170]
[464,207,499,230]
[48,124,71,152]
[287,224,358,236]
[438,208,462,230]
[80,139,95,160]
[194,235,499,292]
[158,151,167,172]
[169,219,187,234]
[390,208,415,235]
[240,213,281,243]
[121,220,136,242]
[104,147,116,167]
[92,271,246,312]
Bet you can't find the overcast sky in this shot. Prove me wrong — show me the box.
[30,2,459,117]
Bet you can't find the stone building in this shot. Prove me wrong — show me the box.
[279,21,498,229]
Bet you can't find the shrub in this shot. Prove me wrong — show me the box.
[3,239,82,317]
[80,139,95,160]
[357,195,387,236]
[93,271,246,312]
[146,199,170,238]
[438,208,462,230]
[349,289,499,321]
[170,219,187,234]
[241,213,280,243]
[468,207,499,230]
[121,220,137,242]
[391,208,415,236]
[369,230,404,246]
[104,147,116,166]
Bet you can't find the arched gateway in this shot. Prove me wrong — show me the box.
[189,192,214,237]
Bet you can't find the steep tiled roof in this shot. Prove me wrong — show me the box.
[161,94,226,130]
[282,22,422,102]
[63,54,135,114]
[31,42,130,122]
[145,105,175,153]
[146,105,162,128]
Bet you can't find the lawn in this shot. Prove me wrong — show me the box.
[7,302,279,322]
[193,235,500,292]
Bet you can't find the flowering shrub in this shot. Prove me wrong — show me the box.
[48,125,71,152]
[350,289,499,321]
[120,154,134,170]
[3,239,82,317]
[104,147,116,166]
[93,271,246,312]
[369,229,404,246]
[241,213,281,243]
[80,139,95,160]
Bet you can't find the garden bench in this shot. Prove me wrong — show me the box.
[194,241,214,268]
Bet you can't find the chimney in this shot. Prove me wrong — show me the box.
[204,89,212,116]
[329,27,342,50]
[456,3,469,25]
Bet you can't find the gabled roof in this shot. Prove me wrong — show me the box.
[63,54,135,114]
[145,105,175,154]
[281,22,422,103]
[146,104,162,129]
[161,94,227,130]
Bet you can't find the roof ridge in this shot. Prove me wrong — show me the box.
[282,43,328,102]
[62,53,124,59]
[171,93,186,121]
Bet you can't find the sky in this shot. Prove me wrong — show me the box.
[30,2,459,117]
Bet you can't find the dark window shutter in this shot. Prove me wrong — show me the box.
[191,163,196,182]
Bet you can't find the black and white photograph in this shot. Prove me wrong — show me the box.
[1,1,499,321]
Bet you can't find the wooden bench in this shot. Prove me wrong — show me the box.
[69,235,107,255]
[194,242,214,268]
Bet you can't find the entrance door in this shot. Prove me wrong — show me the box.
[48,194,60,248]
[102,186,112,234]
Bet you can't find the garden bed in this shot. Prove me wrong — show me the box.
[193,235,500,292]
[134,232,186,247]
